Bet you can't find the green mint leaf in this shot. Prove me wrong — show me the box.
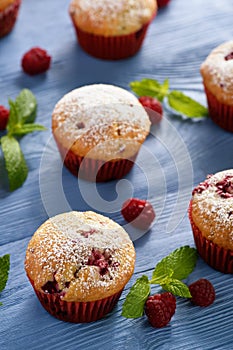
[15,89,37,124]
[161,279,192,298]
[122,275,150,318]
[152,246,197,282]
[0,254,10,293]
[162,78,169,96]
[130,78,169,102]
[7,100,20,134]
[1,135,28,191]
[150,266,174,285]
[12,123,47,136]
[168,90,208,118]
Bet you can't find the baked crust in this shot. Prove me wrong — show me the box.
[25,211,136,302]
[191,170,233,250]
[69,0,157,36]
[0,0,16,11]
[200,41,233,105]
[52,84,151,161]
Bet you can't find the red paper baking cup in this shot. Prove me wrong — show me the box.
[70,13,156,60]
[29,279,123,323]
[189,201,233,273]
[56,140,137,182]
[157,0,171,8]
[0,0,21,38]
[204,85,233,132]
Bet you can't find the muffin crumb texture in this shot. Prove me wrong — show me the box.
[191,170,233,250]
[52,84,151,161]
[200,41,233,104]
[25,211,135,302]
[69,0,157,36]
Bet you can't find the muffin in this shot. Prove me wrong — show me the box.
[69,0,157,60]
[189,170,233,273]
[52,84,151,182]
[200,41,233,132]
[25,211,136,323]
[0,0,21,38]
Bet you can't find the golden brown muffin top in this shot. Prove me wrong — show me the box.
[200,41,233,105]
[191,169,233,250]
[52,84,151,161]
[0,0,16,11]
[69,0,157,36]
[25,211,136,302]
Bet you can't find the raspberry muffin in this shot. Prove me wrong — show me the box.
[69,0,157,59]
[189,170,233,273]
[52,84,151,182]
[0,0,21,38]
[200,41,233,132]
[25,211,136,323]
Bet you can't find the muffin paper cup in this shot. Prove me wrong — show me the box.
[56,140,137,182]
[70,14,155,60]
[29,279,123,323]
[189,201,233,273]
[204,85,233,132]
[157,0,171,8]
[0,0,21,38]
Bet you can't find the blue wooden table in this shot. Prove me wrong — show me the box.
[1,1,233,349]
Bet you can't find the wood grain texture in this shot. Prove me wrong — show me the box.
[1,0,233,349]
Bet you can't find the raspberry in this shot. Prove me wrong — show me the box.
[21,47,51,75]
[138,96,163,124]
[145,292,176,328]
[42,279,70,295]
[87,249,109,275]
[0,105,10,130]
[189,279,215,307]
[87,248,119,276]
[225,52,233,61]
[121,198,155,230]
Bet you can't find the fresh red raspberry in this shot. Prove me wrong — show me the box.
[145,292,176,328]
[87,249,109,276]
[138,96,163,124]
[157,0,171,8]
[21,47,51,75]
[189,279,215,307]
[0,105,10,130]
[225,52,233,61]
[121,198,155,230]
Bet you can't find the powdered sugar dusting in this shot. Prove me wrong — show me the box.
[50,211,130,248]
[52,84,151,160]
[77,0,153,21]
[25,211,135,301]
[201,41,233,102]
[192,170,233,230]
[69,0,156,36]
[78,0,123,14]
[53,84,150,140]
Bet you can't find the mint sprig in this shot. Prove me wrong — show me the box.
[130,78,169,102]
[0,89,46,191]
[151,245,197,282]
[0,254,10,305]
[130,78,208,119]
[15,89,37,124]
[122,246,197,319]
[1,136,28,192]
[168,91,208,118]
[122,275,150,318]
